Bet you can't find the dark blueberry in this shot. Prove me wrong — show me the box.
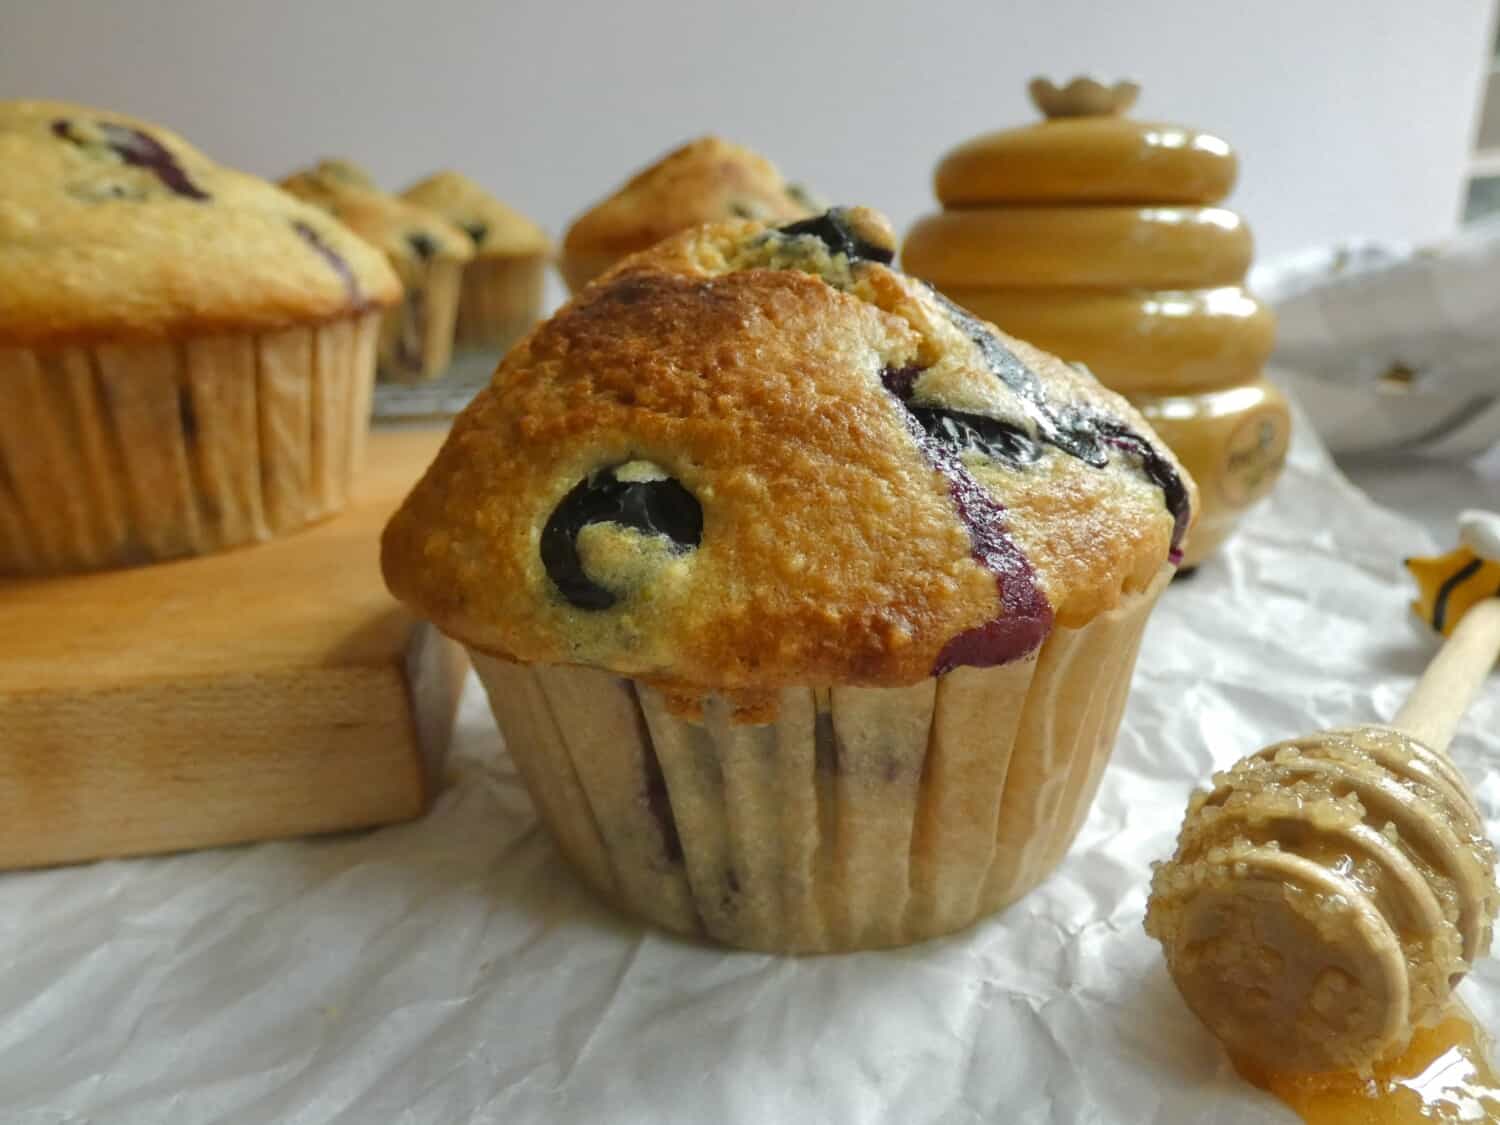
[407,231,438,261]
[540,466,704,611]
[1097,422,1192,560]
[879,363,923,400]
[292,221,364,306]
[177,388,198,443]
[926,288,1056,429]
[924,285,1191,553]
[907,406,1042,469]
[1045,407,1109,468]
[52,118,209,201]
[882,393,1053,672]
[923,287,1100,461]
[879,359,1052,668]
[881,365,1042,469]
[776,207,894,265]
[461,221,488,246]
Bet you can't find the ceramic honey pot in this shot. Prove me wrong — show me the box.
[904,77,1291,570]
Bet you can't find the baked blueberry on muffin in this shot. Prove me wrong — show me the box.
[559,136,818,292]
[401,171,551,356]
[0,101,399,577]
[383,207,1194,952]
[281,159,473,383]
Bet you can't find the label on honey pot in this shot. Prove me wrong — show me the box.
[1220,409,1290,506]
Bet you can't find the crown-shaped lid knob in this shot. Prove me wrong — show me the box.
[1028,76,1141,119]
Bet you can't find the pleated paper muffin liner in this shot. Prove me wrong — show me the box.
[471,567,1170,953]
[0,311,379,577]
[455,254,546,355]
[377,259,465,384]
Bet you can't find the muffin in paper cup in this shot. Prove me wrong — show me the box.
[282,159,472,384]
[401,171,550,356]
[559,135,818,293]
[383,208,1196,952]
[0,102,399,577]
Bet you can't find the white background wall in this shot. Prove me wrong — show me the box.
[2,0,1495,273]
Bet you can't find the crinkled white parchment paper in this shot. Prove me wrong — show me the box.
[4,395,1499,1125]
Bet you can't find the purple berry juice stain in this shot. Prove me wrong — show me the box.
[881,367,1053,672]
[292,221,364,306]
[53,119,209,201]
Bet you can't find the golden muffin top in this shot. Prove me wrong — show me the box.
[559,136,816,289]
[401,170,550,258]
[281,159,474,274]
[0,101,400,346]
[383,208,1194,712]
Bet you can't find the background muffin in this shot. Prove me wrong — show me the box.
[282,159,473,383]
[383,207,1194,953]
[401,171,550,357]
[0,101,399,577]
[558,135,818,292]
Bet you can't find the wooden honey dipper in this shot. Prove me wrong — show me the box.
[1146,514,1500,1075]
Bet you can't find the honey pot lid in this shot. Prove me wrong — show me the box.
[934,76,1238,208]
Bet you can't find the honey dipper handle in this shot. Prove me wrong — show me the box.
[1393,598,1500,752]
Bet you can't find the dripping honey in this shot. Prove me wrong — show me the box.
[1233,1006,1500,1123]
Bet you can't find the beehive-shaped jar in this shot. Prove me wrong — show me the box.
[904,77,1290,569]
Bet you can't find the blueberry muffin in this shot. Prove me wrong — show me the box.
[559,136,818,292]
[383,207,1194,952]
[401,171,550,356]
[281,160,473,383]
[0,101,400,577]
[301,157,377,191]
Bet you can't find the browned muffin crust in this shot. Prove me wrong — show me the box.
[384,209,1194,708]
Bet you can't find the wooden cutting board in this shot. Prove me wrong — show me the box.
[0,426,465,869]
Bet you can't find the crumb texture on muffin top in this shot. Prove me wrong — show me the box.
[383,208,1195,705]
[281,159,475,273]
[0,101,400,346]
[401,171,550,257]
